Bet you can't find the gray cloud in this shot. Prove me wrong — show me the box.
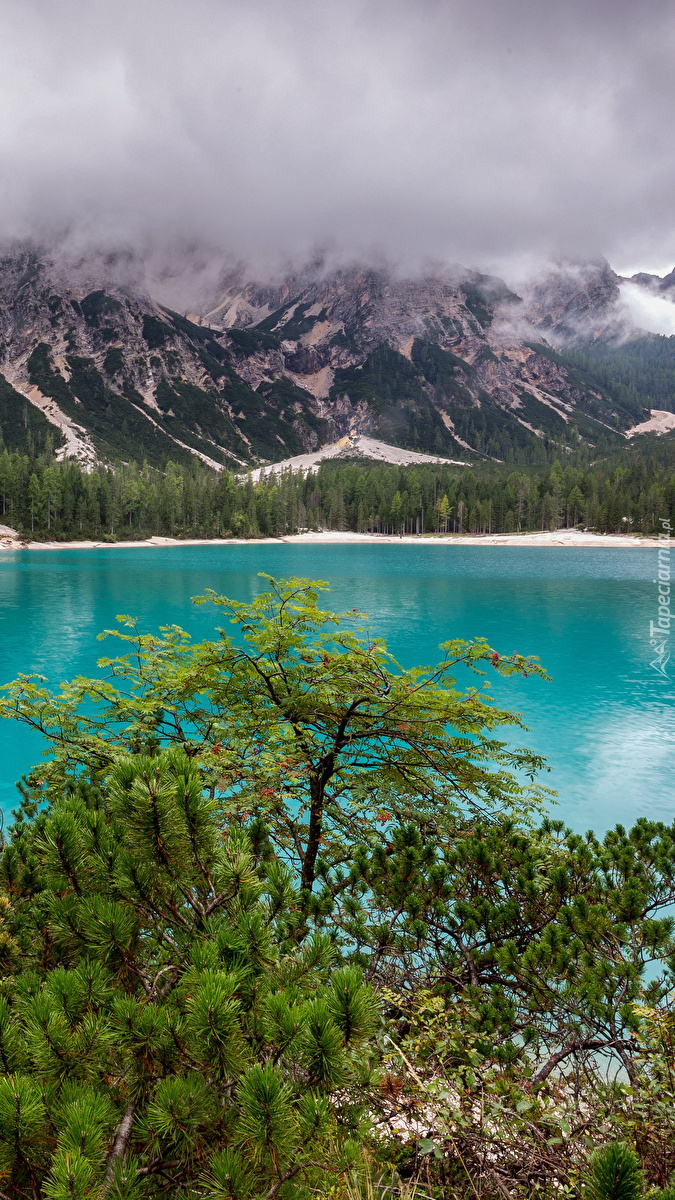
[1,0,675,286]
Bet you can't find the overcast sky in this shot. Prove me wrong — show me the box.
[1,0,675,282]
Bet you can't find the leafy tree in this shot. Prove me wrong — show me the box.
[0,576,549,905]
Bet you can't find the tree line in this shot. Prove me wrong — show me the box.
[1,438,675,541]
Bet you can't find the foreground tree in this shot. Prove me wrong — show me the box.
[339,814,675,1071]
[4,578,675,1198]
[0,575,549,904]
[366,816,675,1195]
[0,749,377,1199]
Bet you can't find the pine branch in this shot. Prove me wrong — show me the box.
[262,1164,305,1200]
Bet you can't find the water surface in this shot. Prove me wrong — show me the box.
[0,544,672,834]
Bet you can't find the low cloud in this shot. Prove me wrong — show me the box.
[1,0,675,284]
[619,283,675,337]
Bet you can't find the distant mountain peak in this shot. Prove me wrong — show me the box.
[0,244,659,471]
[628,267,675,293]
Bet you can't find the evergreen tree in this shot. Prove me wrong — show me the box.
[585,1143,643,1200]
[0,750,377,1198]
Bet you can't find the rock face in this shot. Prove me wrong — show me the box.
[0,523,21,547]
[0,246,650,469]
[203,261,646,459]
[629,267,675,294]
[522,259,624,343]
[0,247,330,468]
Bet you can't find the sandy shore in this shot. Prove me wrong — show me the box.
[0,529,662,551]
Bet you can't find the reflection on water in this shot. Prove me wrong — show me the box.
[577,706,675,827]
[0,544,672,833]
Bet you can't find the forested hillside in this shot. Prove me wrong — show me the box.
[562,335,675,416]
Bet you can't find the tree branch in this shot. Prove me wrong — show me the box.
[103,1099,136,1192]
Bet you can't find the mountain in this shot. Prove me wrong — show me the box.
[628,267,675,294]
[0,245,665,471]
[0,247,333,468]
[521,258,626,344]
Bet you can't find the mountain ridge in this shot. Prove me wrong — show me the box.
[0,245,672,471]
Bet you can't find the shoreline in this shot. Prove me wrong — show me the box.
[0,529,662,551]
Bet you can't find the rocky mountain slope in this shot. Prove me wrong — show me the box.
[0,245,663,470]
[521,259,625,344]
[628,266,675,294]
[0,248,331,469]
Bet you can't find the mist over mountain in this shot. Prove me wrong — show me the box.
[2,1,675,472]
[2,241,674,475]
[629,269,675,295]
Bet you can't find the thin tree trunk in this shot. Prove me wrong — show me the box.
[301,778,324,891]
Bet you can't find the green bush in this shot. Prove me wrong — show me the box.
[0,749,377,1197]
[585,1143,644,1200]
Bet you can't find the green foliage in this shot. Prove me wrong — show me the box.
[197,344,228,382]
[141,314,173,350]
[460,281,494,327]
[3,579,675,1196]
[24,345,194,469]
[515,385,568,435]
[325,336,600,459]
[0,749,376,1197]
[411,338,475,404]
[255,375,332,455]
[162,309,240,374]
[2,439,675,541]
[329,345,467,454]
[154,377,248,463]
[585,1143,644,1200]
[330,344,426,413]
[255,296,304,334]
[0,373,60,454]
[382,989,675,1197]
[27,343,74,410]
[219,368,330,461]
[103,347,125,377]
[227,325,281,353]
[273,301,328,341]
[66,355,107,411]
[79,291,123,326]
[0,576,550,895]
[567,335,675,416]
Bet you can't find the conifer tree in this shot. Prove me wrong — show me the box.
[585,1143,643,1200]
[0,749,377,1198]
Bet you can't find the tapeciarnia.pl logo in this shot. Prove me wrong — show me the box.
[649,518,671,678]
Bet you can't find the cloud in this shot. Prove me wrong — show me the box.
[619,283,675,337]
[1,0,675,282]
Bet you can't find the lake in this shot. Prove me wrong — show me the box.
[0,543,672,834]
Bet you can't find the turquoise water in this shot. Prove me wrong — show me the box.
[0,544,672,834]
